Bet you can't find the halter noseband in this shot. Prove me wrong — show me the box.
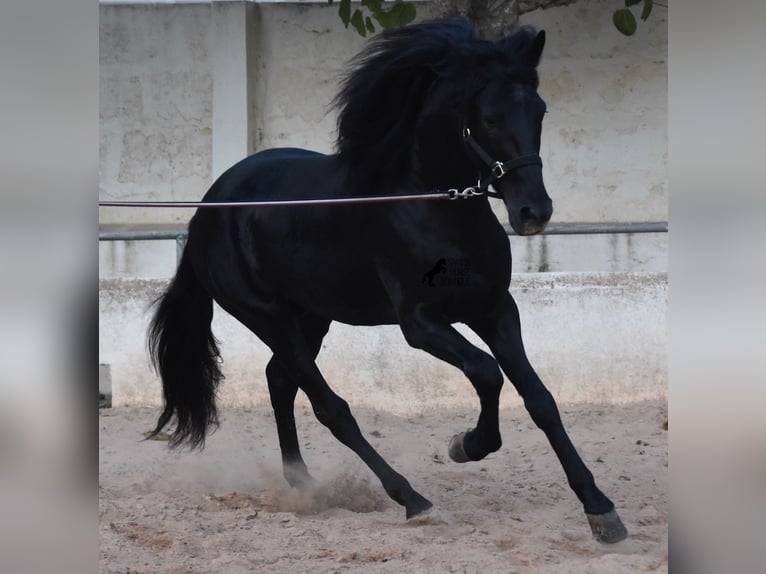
[462,127,542,198]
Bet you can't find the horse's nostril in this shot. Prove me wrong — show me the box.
[519,204,552,225]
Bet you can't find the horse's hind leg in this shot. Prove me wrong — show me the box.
[265,317,330,488]
[270,331,433,519]
[212,285,431,519]
[471,293,628,544]
[203,273,326,489]
[298,364,433,518]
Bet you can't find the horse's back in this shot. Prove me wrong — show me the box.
[245,147,326,164]
[187,147,396,323]
[203,147,334,202]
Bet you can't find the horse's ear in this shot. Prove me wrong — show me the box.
[527,30,545,68]
[500,26,545,68]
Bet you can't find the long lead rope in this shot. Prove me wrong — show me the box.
[98,189,462,208]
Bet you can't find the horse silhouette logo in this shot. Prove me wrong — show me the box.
[422,258,447,286]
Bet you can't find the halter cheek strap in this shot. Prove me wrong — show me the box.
[462,127,542,196]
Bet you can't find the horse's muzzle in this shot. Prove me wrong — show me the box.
[513,199,552,236]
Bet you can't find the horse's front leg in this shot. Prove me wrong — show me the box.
[469,293,628,544]
[399,305,505,463]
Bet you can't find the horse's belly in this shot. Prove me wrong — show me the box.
[290,286,398,326]
[275,260,399,326]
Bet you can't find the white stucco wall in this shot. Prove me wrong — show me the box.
[99,273,667,410]
[519,1,667,224]
[247,3,366,153]
[99,4,214,225]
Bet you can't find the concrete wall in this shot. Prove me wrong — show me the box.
[98,0,667,277]
[520,1,667,224]
[99,273,667,412]
[98,2,368,226]
[100,4,214,225]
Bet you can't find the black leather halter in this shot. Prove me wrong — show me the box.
[462,127,542,198]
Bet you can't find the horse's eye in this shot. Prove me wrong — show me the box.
[482,115,497,129]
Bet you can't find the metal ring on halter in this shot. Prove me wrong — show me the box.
[491,161,507,179]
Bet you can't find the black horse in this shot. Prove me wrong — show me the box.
[148,19,627,543]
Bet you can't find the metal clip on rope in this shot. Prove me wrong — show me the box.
[448,186,485,200]
[491,161,507,179]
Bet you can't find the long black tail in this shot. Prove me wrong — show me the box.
[147,247,223,449]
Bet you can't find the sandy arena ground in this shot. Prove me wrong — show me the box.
[99,400,667,573]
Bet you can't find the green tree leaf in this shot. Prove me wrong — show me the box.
[388,1,416,28]
[625,0,642,6]
[613,8,637,36]
[373,10,391,29]
[350,9,367,37]
[640,0,653,21]
[339,0,351,27]
[340,0,417,35]
[399,2,417,26]
[388,3,404,28]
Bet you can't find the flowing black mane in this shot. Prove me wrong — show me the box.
[334,18,541,188]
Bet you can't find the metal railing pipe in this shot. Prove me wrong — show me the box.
[99,222,668,266]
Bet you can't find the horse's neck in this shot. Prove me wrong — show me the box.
[415,113,476,191]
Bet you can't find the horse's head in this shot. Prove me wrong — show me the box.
[334,18,552,233]
[466,28,552,236]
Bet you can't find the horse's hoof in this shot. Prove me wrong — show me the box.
[448,431,471,463]
[586,509,628,544]
[406,505,450,525]
[405,498,434,520]
[283,464,315,489]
